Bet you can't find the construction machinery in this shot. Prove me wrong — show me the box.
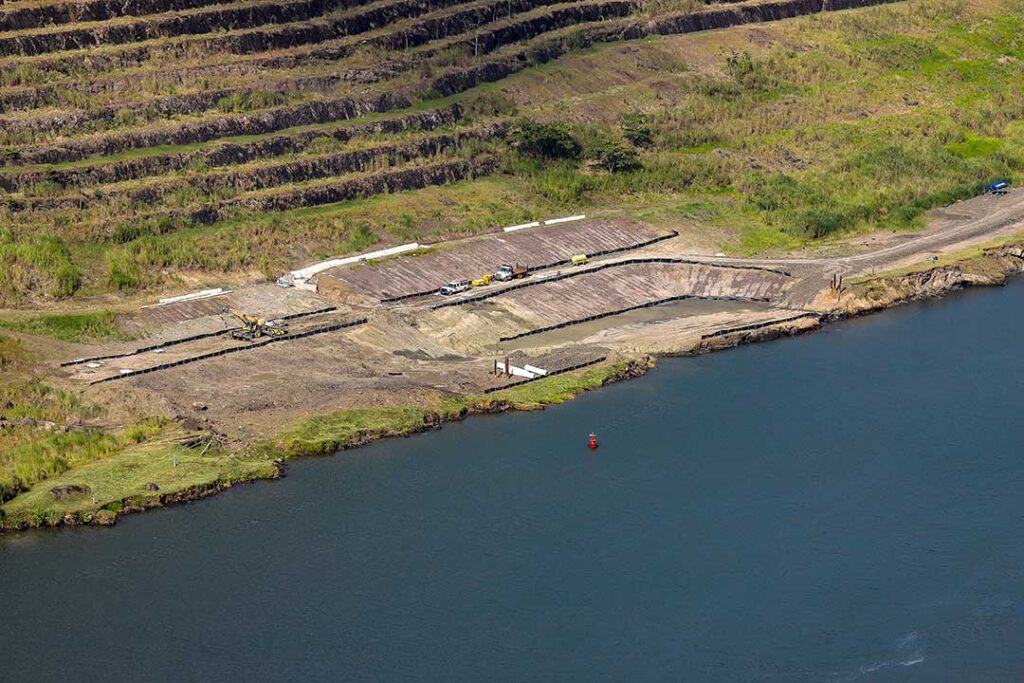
[226,308,288,341]
[494,263,528,281]
[471,274,493,287]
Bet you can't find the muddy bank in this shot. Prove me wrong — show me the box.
[837,245,1024,316]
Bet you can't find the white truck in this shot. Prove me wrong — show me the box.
[437,279,471,296]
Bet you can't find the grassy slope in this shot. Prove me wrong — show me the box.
[5,0,1024,302]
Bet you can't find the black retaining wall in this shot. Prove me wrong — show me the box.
[497,295,770,342]
[430,253,789,310]
[699,312,820,339]
[89,316,367,385]
[66,306,337,368]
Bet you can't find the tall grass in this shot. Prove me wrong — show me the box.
[0,311,129,342]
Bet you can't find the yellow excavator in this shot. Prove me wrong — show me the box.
[226,308,288,341]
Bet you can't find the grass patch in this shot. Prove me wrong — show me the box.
[0,441,276,529]
[0,310,130,342]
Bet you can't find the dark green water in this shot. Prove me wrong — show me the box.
[4,283,1024,682]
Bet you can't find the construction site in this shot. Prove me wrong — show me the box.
[49,184,1024,448]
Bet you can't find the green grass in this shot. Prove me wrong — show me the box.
[0,440,276,528]
[0,310,130,342]
[487,360,639,408]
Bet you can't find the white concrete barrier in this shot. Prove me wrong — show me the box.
[153,288,227,307]
[285,242,422,286]
[544,214,586,226]
[504,221,541,233]
[508,365,537,379]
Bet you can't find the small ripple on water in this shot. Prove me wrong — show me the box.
[828,632,925,683]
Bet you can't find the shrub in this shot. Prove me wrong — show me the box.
[621,111,653,147]
[725,49,776,91]
[510,120,581,159]
[588,138,642,173]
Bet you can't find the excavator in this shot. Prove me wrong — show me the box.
[225,308,288,342]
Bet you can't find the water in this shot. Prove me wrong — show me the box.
[4,283,1024,682]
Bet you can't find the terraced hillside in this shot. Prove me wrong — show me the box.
[0,0,911,302]
[3,0,1024,308]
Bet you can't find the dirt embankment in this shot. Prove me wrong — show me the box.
[837,246,1024,316]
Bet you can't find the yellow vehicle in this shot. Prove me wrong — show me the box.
[570,254,589,266]
[226,308,288,341]
[471,274,492,287]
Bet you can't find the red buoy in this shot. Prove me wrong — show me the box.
[588,433,599,450]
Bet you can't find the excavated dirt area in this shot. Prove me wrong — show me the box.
[55,219,812,438]
[315,217,672,300]
[49,189,1024,442]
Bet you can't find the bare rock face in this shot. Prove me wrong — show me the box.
[50,484,91,501]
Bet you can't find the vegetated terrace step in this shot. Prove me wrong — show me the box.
[0,104,464,192]
[0,0,583,129]
[13,124,506,211]
[57,154,496,230]
[0,0,473,74]
[0,0,253,33]
[0,0,386,58]
[1,0,903,168]
[428,0,905,96]
[0,0,515,112]
[2,92,410,166]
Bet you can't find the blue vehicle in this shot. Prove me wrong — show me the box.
[986,179,1011,194]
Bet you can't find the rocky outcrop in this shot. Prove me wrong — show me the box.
[49,484,90,500]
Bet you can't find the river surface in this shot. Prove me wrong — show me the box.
[4,283,1024,682]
